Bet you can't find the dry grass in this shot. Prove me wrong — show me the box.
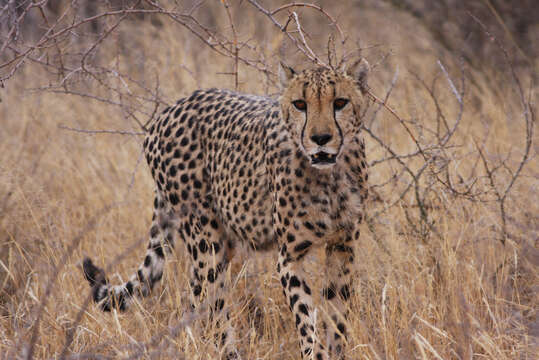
[0,1,537,359]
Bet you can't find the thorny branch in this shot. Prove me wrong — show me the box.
[364,35,532,247]
[467,12,535,243]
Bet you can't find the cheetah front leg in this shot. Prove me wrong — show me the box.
[277,242,328,360]
[321,231,357,359]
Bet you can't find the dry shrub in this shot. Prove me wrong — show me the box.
[0,1,536,359]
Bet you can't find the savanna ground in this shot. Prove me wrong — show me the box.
[0,1,537,359]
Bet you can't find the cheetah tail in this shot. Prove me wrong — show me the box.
[82,257,122,312]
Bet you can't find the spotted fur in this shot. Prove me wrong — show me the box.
[83,59,370,359]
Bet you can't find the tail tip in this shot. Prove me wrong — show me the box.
[82,257,107,287]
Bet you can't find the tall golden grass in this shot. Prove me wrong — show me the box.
[0,1,536,359]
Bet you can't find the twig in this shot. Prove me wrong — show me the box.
[366,89,426,158]
[437,60,462,104]
[269,2,345,43]
[221,0,239,90]
[367,65,399,128]
[58,125,145,136]
[291,11,319,63]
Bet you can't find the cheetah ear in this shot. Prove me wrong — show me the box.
[278,62,296,90]
[347,58,370,94]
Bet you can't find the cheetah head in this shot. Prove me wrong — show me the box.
[278,59,369,169]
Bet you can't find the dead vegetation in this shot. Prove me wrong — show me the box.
[0,1,536,359]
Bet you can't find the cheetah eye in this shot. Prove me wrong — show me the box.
[292,100,307,111]
[333,98,349,111]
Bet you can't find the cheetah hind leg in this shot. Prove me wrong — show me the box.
[181,212,240,359]
[82,195,176,311]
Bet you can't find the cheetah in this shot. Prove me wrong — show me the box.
[83,58,370,359]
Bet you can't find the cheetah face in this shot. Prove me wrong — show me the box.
[278,59,369,169]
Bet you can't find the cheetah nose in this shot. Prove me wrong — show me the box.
[310,133,332,146]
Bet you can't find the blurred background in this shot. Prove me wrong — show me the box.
[0,1,536,359]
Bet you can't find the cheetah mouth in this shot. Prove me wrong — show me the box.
[310,151,337,166]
